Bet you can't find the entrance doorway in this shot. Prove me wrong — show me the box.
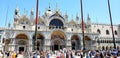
[16,34,28,52]
[51,30,66,51]
[72,42,75,50]
[54,45,59,50]
[19,47,24,51]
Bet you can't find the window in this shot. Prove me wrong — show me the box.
[97,29,101,34]
[97,39,100,43]
[0,30,3,32]
[15,12,18,15]
[115,30,117,35]
[106,30,109,35]
[38,27,40,29]
[49,19,63,27]
[71,29,73,31]
[23,26,25,29]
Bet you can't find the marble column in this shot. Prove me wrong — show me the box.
[66,39,71,50]
[28,39,33,51]
[44,39,51,51]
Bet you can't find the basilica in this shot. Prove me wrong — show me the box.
[0,5,120,52]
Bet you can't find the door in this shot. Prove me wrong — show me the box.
[19,47,24,51]
[54,45,59,50]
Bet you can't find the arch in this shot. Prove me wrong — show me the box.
[51,30,66,39]
[48,15,65,27]
[102,46,105,50]
[110,46,112,50]
[115,30,117,35]
[32,33,45,51]
[71,35,81,50]
[106,46,108,50]
[84,36,91,41]
[32,33,44,39]
[15,33,29,52]
[16,34,28,39]
[84,36,92,50]
[5,39,11,44]
[49,19,64,28]
[50,30,66,50]
[97,29,101,34]
[106,30,109,35]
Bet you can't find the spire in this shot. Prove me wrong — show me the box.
[48,2,51,11]
[76,13,79,24]
[71,14,74,22]
[8,20,11,28]
[15,5,19,15]
[30,8,34,21]
[15,5,19,12]
[24,8,28,16]
[87,14,90,20]
[31,8,34,15]
[87,14,91,23]
[39,11,41,18]
[65,10,68,19]
[72,14,73,20]
[76,12,79,21]
[87,14,91,27]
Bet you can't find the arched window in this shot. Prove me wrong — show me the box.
[103,40,105,43]
[97,29,101,34]
[97,39,100,43]
[101,40,103,43]
[71,29,73,31]
[49,19,63,27]
[115,30,117,35]
[106,30,109,35]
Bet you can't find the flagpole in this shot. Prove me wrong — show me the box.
[34,0,39,51]
[107,0,116,49]
[80,0,85,55]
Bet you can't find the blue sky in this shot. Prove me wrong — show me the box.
[0,0,120,27]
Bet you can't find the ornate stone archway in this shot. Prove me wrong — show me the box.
[51,30,66,51]
[84,36,92,50]
[71,35,81,50]
[15,34,28,52]
[32,34,44,51]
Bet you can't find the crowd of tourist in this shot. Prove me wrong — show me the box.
[0,48,120,58]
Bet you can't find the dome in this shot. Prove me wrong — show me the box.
[45,9,53,17]
[18,15,30,25]
[34,16,45,25]
[80,21,87,28]
[46,10,52,15]
[69,19,76,25]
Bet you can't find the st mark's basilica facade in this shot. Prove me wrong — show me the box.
[0,5,120,52]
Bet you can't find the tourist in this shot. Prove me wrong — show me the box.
[17,51,24,58]
[0,51,3,58]
[11,51,17,58]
